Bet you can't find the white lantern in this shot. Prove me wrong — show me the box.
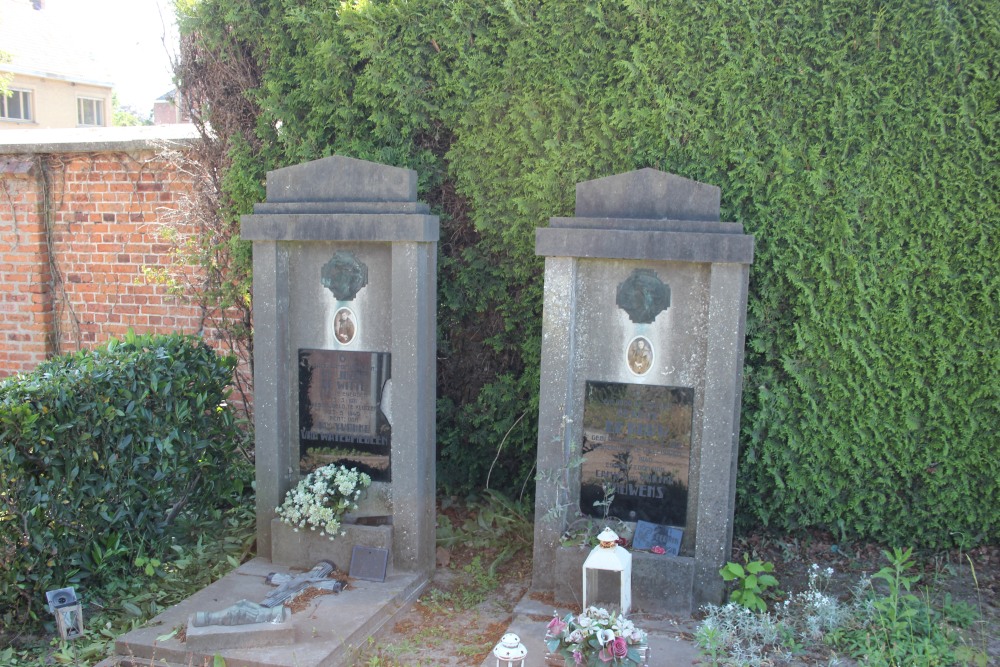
[582,527,632,615]
[492,632,528,667]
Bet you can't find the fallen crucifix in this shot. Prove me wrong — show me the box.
[191,560,344,628]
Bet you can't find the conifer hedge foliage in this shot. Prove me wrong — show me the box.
[177,0,998,548]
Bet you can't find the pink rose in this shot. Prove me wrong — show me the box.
[611,636,629,658]
[650,545,666,554]
[546,615,568,637]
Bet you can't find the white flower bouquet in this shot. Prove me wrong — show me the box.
[545,606,647,666]
[275,464,371,539]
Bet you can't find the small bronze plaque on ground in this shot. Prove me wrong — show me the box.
[349,546,389,582]
[298,349,391,481]
[580,381,693,526]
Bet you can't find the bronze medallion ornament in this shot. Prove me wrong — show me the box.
[616,268,670,323]
[321,251,368,301]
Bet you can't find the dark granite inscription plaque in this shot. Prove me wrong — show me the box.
[580,381,693,526]
[299,349,391,481]
[349,546,389,582]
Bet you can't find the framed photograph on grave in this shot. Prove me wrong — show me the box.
[333,307,357,344]
[298,349,392,481]
[632,520,683,556]
[579,381,693,528]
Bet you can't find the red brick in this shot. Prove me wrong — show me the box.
[0,149,229,389]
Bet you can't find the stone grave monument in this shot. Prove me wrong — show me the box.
[243,154,437,579]
[531,168,753,614]
[102,156,438,667]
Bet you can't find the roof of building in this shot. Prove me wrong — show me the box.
[0,0,114,87]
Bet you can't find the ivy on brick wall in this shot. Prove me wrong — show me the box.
[177,0,999,548]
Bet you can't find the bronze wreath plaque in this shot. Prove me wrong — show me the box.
[321,251,368,301]
[616,268,670,323]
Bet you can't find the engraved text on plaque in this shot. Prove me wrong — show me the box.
[298,349,391,481]
[580,381,693,526]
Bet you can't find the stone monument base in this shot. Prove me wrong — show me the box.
[98,558,428,667]
[270,518,393,572]
[553,545,695,615]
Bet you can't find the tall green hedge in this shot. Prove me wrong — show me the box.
[179,0,998,548]
[0,332,249,626]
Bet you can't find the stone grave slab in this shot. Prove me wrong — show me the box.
[107,558,426,667]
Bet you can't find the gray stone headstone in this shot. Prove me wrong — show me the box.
[532,168,753,614]
[241,155,437,581]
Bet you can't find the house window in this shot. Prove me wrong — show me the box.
[77,97,105,126]
[1,89,33,122]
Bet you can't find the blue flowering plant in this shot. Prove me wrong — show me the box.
[276,464,371,539]
[545,606,647,666]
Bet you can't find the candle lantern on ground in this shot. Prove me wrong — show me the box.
[492,632,528,667]
[45,587,84,640]
[582,527,632,615]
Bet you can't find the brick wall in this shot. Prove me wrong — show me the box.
[0,128,240,388]
[0,157,52,372]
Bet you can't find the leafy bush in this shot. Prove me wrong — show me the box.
[177,0,999,546]
[0,502,254,666]
[436,489,533,577]
[0,331,250,629]
[721,559,780,613]
[830,547,988,667]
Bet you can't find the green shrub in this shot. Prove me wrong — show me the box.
[698,556,988,666]
[830,548,988,667]
[721,559,780,613]
[0,331,250,629]
[178,0,999,546]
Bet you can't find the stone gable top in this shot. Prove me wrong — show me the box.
[537,168,752,264]
[242,155,437,242]
[264,155,418,204]
[575,168,720,222]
